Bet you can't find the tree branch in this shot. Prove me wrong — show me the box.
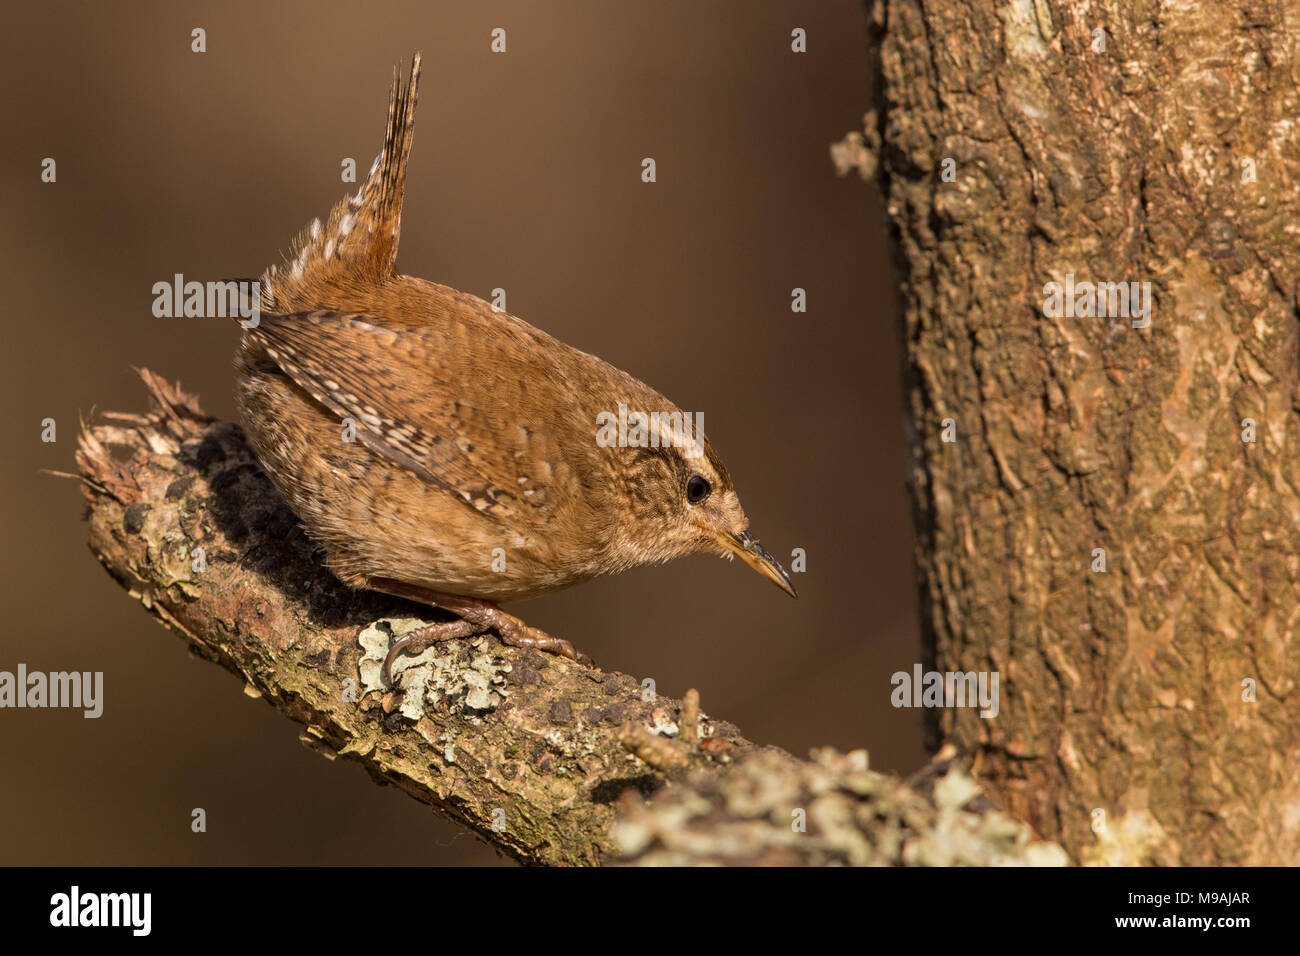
[75,370,1067,866]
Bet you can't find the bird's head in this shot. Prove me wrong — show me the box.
[598,409,796,598]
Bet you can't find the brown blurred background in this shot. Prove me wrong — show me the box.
[0,0,915,864]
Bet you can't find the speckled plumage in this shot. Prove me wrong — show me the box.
[234,54,794,674]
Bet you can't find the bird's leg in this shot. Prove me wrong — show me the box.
[367,578,594,682]
[423,591,595,667]
[488,605,594,665]
[383,619,488,685]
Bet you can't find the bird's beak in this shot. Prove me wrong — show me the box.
[705,526,798,598]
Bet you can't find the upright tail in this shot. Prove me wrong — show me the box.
[261,53,422,313]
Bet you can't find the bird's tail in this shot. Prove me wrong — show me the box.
[261,53,422,313]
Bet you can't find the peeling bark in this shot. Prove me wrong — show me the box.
[869,0,1300,863]
[76,370,1065,866]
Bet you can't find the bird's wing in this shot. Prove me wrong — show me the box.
[248,310,578,521]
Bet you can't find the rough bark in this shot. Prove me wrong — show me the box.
[75,370,1066,866]
[867,0,1300,863]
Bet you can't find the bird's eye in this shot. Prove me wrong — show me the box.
[685,475,711,504]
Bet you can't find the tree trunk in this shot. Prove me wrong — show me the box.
[869,0,1300,863]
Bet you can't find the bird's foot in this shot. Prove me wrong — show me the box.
[384,619,488,686]
[449,600,594,667]
[494,617,594,667]
[367,578,595,677]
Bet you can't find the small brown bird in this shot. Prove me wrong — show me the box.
[235,54,795,683]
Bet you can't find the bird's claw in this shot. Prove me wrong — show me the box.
[501,622,594,668]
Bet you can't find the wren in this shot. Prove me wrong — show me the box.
[234,54,796,684]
